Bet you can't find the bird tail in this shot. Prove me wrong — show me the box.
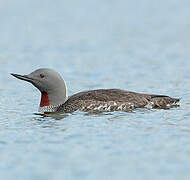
[152,96,180,109]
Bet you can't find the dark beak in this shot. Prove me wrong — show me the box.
[11,73,34,83]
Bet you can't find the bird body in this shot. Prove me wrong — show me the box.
[57,89,179,113]
[11,68,180,113]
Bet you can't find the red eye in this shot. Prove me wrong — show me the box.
[40,74,45,78]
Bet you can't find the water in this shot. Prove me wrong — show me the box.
[0,0,190,179]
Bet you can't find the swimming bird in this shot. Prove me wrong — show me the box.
[11,68,180,113]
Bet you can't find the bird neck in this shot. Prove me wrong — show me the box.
[38,83,67,113]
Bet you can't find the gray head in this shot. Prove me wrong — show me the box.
[11,68,67,112]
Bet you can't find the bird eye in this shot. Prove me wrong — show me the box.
[40,74,45,78]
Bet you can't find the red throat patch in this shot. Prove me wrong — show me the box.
[40,92,50,107]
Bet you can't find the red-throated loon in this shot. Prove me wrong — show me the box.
[11,68,180,113]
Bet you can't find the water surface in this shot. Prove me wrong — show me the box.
[0,0,190,179]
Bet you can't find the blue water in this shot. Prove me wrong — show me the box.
[0,0,190,179]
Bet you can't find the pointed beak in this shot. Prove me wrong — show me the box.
[11,73,34,83]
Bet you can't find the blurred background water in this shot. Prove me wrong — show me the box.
[0,0,190,179]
